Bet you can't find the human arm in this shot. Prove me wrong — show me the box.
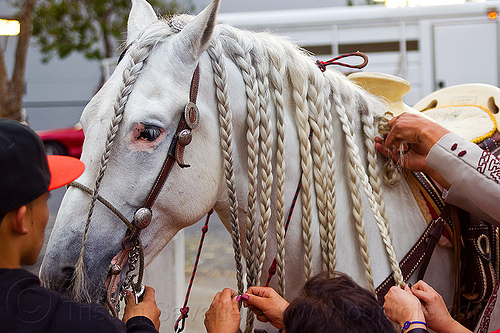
[243,286,289,329]
[122,286,161,331]
[426,132,500,227]
[204,288,241,333]
[383,284,427,333]
[410,280,471,333]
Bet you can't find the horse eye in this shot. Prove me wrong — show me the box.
[137,125,162,141]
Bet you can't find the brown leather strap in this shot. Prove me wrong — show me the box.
[411,171,445,214]
[376,208,449,305]
[143,65,200,209]
[417,205,450,280]
[190,65,200,104]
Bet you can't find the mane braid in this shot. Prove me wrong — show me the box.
[255,45,273,287]
[289,60,315,281]
[307,69,331,272]
[330,84,375,293]
[223,29,262,294]
[359,98,404,286]
[207,40,245,296]
[266,41,287,297]
[323,85,338,272]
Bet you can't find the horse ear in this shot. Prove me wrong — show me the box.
[175,0,220,62]
[127,0,158,45]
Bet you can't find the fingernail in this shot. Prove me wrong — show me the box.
[240,294,249,301]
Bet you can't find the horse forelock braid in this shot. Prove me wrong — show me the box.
[207,40,245,296]
[72,22,176,302]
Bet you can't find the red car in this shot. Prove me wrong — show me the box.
[36,123,85,158]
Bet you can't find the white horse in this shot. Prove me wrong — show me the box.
[40,0,454,330]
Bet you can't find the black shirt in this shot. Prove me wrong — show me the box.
[0,268,158,333]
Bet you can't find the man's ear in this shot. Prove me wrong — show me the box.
[13,206,29,235]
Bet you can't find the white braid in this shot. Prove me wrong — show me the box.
[220,29,262,333]
[221,29,261,289]
[307,71,330,272]
[254,45,274,285]
[360,100,404,287]
[330,85,375,293]
[378,112,403,187]
[207,41,245,295]
[323,85,338,272]
[288,60,314,280]
[267,43,287,296]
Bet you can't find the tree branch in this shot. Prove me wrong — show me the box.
[11,0,38,112]
[0,39,8,106]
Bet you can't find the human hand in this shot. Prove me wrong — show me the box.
[375,136,429,172]
[383,284,426,330]
[411,281,470,333]
[376,112,451,188]
[204,288,241,333]
[243,286,289,329]
[383,112,449,150]
[122,286,161,330]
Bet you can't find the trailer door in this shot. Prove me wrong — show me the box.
[433,22,499,90]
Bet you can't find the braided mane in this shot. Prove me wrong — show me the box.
[78,13,403,329]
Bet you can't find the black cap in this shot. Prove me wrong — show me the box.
[0,120,85,215]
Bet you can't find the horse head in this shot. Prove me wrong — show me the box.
[40,0,224,304]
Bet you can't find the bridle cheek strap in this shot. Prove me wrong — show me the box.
[141,65,200,209]
[124,64,201,290]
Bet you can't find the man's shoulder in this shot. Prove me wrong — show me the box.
[0,268,126,332]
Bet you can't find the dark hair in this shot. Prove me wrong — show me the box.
[283,272,395,333]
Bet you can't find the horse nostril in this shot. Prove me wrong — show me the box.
[60,266,75,292]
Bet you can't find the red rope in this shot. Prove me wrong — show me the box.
[316,51,369,72]
[174,208,213,333]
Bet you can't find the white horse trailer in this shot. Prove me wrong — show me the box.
[218,1,500,106]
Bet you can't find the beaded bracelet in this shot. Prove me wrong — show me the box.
[402,320,427,333]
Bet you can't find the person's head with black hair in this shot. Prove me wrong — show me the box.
[283,271,395,333]
[0,120,85,266]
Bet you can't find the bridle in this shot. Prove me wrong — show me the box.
[69,64,201,316]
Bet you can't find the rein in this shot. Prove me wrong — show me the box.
[69,64,201,316]
[174,209,214,333]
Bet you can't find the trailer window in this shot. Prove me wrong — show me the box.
[338,40,419,54]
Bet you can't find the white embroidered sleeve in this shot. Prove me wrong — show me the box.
[426,132,500,227]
